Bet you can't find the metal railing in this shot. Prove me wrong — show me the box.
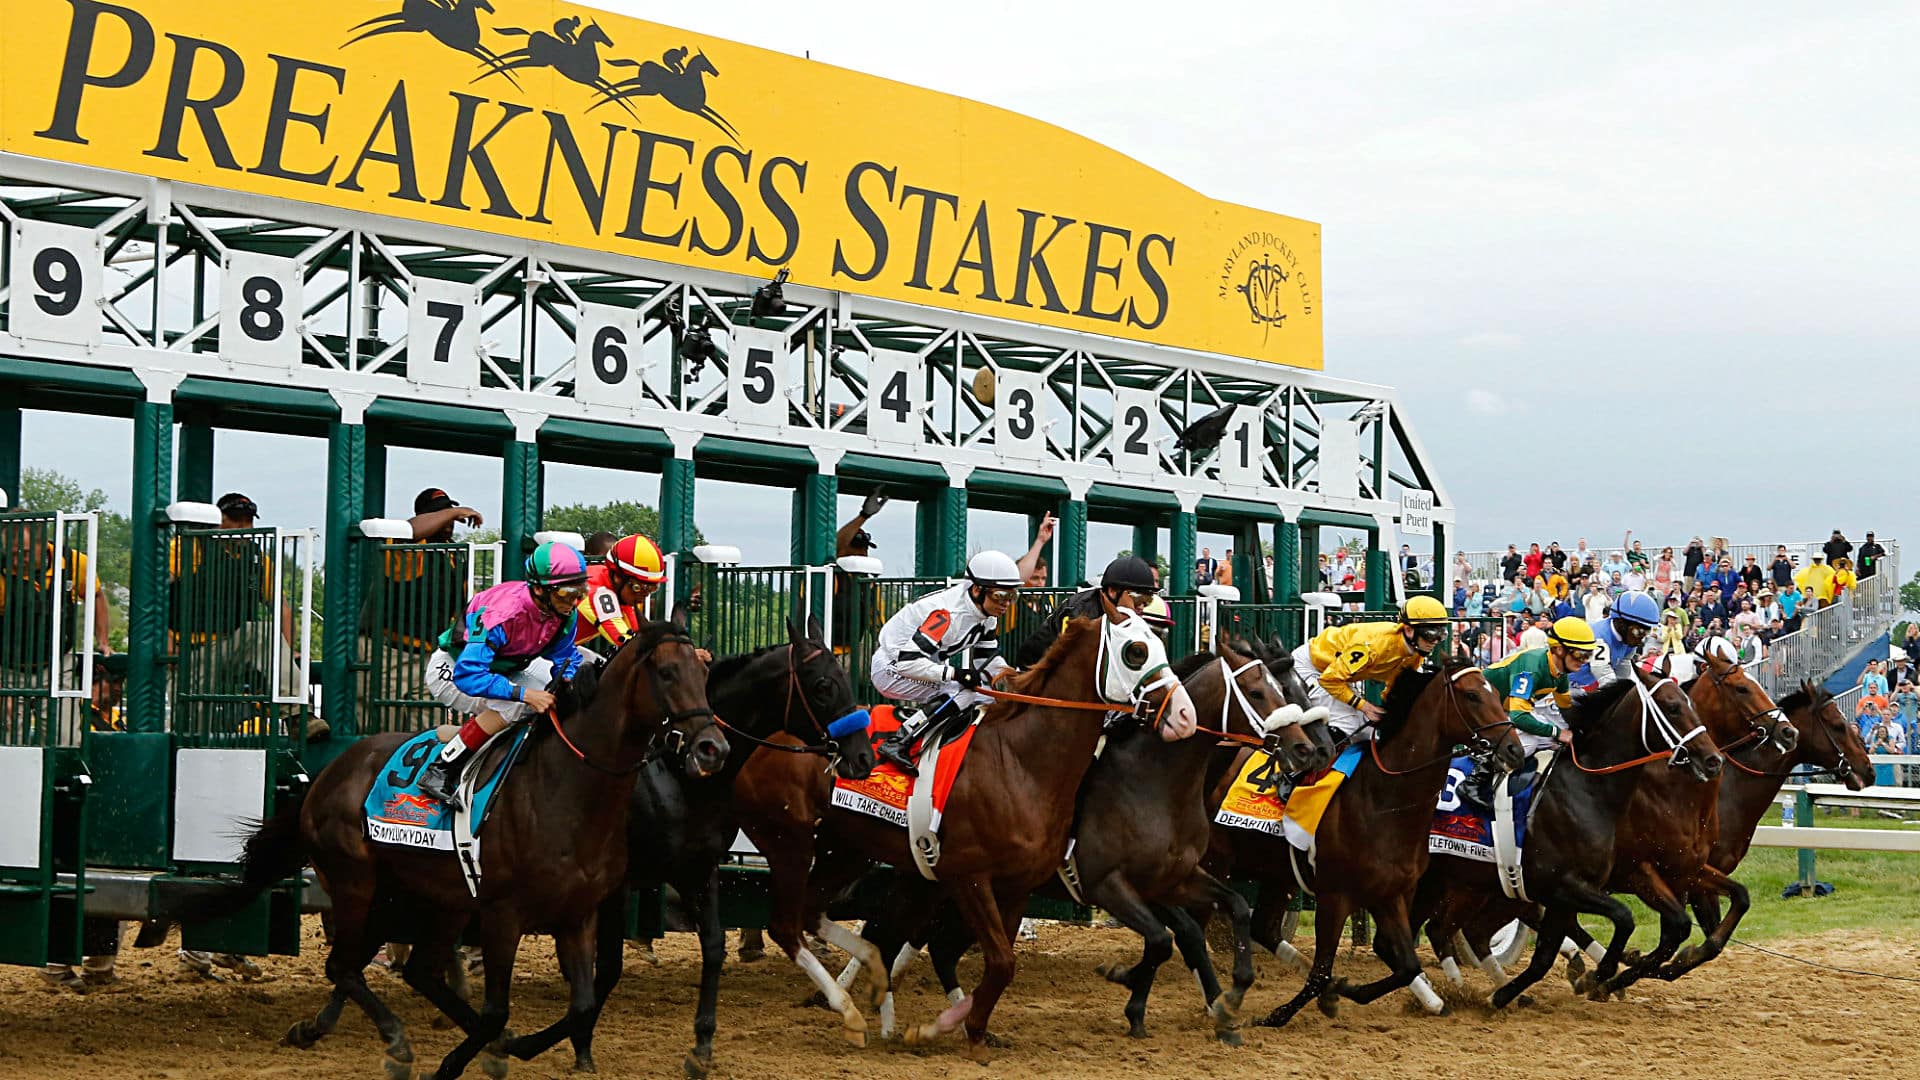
[0,512,98,748]
[169,527,312,749]
[356,540,498,735]
[694,565,830,661]
[1746,568,1901,700]
[1461,539,1900,588]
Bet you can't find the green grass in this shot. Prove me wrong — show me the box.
[1575,803,1920,949]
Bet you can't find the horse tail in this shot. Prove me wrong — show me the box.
[493,25,532,36]
[604,57,642,68]
[168,789,311,925]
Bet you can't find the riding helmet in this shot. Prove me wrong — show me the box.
[1100,555,1159,593]
[526,542,590,588]
[965,550,1023,589]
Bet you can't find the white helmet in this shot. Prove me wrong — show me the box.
[965,550,1023,589]
[0,487,8,510]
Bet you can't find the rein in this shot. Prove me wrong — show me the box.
[1563,675,1702,775]
[550,631,714,776]
[1366,666,1511,777]
[979,685,1138,713]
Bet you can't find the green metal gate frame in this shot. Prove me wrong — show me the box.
[0,511,96,966]
[355,539,500,735]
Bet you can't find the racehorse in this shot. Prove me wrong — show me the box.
[504,616,876,1078]
[346,0,518,86]
[887,638,1320,1045]
[1410,669,1722,1008]
[1578,654,1793,996]
[594,49,741,143]
[1243,658,1525,1028]
[181,610,724,1080]
[730,603,1196,1060]
[479,20,637,116]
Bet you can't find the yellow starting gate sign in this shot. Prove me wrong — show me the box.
[1,0,1322,368]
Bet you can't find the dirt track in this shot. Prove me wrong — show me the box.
[2,918,1916,1079]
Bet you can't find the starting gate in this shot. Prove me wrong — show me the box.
[355,539,501,734]
[0,510,96,966]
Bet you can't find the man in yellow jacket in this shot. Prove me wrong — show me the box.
[1794,555,1838,608]
[1291,595,1449,742]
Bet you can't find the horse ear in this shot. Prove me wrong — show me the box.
[1656,652,1672,679]
[1097,590,1123,621]
[670,602,690,631]
[806,613,825,643]
[786,615,802,644]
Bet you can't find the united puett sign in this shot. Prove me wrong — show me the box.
[4,0,1323,368]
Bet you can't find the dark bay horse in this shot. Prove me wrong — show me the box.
[731,605,1197,1060]
[505,617,876,1077]
[1409,669,1721,1008]
[185,612,724,1079]
[1579,654,1792,995]
[891,639,1321,1044]
[1245,659,1524,1028]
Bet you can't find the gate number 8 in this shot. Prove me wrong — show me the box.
[240,275,286,342]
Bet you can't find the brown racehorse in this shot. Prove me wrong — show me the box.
[883,637,1321,1045]
[1409,669,1722,1007]
[1580,653,1794,996]
[730,603,1197,1060]
[183,612,725,1080]
[1243,658,1525,1028]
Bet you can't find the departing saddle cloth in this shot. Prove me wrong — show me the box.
[1213,747,1298,838]
[364,725,529,898]
[1276,744,1363,896]
[829,705,981,880]
[1427,751,1551,903]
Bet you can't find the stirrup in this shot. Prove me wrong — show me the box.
[876,734,920,777]
[418,760,466,809]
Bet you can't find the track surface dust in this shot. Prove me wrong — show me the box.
[3,918,1915,1078]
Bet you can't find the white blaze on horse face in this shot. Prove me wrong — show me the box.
[1158,684,1198,742]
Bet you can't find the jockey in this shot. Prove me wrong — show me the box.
[1570,590,1661,694]
[870,550,1024,776]
[1137,593,1177,642]
[575,533,668,654]
[1292,595,1450,743]
[1012,555,1159,667]
[1459,616,1598,807]
[418,541,590,807]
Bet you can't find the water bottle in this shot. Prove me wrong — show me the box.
[1781,799,1796,827]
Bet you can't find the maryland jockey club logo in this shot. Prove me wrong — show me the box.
[346,1,740,142]
[1219,231,1315,345]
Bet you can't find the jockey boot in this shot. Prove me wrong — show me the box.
[875,696,969,777]
[419,718,488,809]
[1456,766,1498,816]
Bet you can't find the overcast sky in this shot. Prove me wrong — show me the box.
[21,1,1916,572]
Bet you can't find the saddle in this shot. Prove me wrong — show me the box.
[364,725,531,897]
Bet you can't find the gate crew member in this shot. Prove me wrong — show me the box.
[1013,555,1159,668]
[418,542,589,806]
[1292,596,1450,743]
[869,551,1024,776]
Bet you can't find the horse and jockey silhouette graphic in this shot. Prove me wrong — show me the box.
[344,1,741,143]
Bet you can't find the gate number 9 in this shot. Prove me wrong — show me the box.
[32,246,82,317]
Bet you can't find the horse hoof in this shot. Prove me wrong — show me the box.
[382,1054,413,1080]
[479,1053,509,1080]
[1127,1023,1148,1040]
[737,948,766,964]
[965,1038,993,1064]
[1316,978,1346,1018]
[283,1021,319,1050]
[841,1012,869,1048]
[983,1031,1012,1050]
[1217,1029,1244,1048]
[682,1052,710,1080]
[571,1053,597,1074]
[1434,1003,1453,1018]
[1096,962,1130,986]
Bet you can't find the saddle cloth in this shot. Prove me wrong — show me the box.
[1427,755,1539,868]
[365,726,528,894]
[1214,747,1297,837]
[1280,744,1363,852]
[830,705,980,879]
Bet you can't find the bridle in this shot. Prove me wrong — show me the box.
[1722,694,1857,782]
[1367,665,1515,777]
[1192,655,1303,752]
[981,617,1183,734]
[550,630,715,776]
[1691,659,1795,755]
[710,644,872,768]
[1564,674,1709,775]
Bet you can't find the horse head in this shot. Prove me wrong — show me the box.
[613,602,727,778]
[582,20,613,48]
[784,614,875,780]
[1639,668,1722,782]
[1213,636,1317,771]
[1790,679,1873,791]
[687,50,719,78]
[1402,661,1526,773]
[1691,653,1796,755]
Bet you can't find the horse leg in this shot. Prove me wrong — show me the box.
[1249,880,1308,972]
[505,888,626,1063]
[680,868,725,1077]
[434,918,519,1080]
[906,876,1016,1062]
[1087,873,1175,1040]
[400,932,484,1038]
[1255,891,1350,1028]
[1335,894,1435,1013]
[547,920,601,1075]
[765,840,869,1046]
[1489,905,1575,1010]
[849,873,938,1038]
[299,877,414,1079]
[1659,868,1746,981]
[927,909,972,1005]
[1597,865,1690,997]
[1177,872,1256,1042]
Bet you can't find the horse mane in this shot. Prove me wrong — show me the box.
[1378,659,1466,742]
[1565,676,1638,731]
[1777,681,1831,714]
[1172,650,1219,681]
[1002,616,1098,697]
[706,641,785,683]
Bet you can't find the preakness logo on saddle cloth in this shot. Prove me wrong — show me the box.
[3,0,1324,366]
